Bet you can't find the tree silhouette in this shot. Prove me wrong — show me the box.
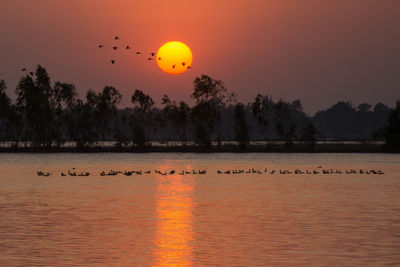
[233,103,249,148]
[383,100,400,150]
[51,82,78,147]
[191,74,236,147]
[68,98,97,149]
[300,123,317,151]
[251,94,274,140]
[0,80,11,141]
[191,101,215,148]
[87,86,122,143]
[162,95,190,144]
[131,89,154,146]
[0,64,397,151]
[273,100,299,148]
[16,66,54,147]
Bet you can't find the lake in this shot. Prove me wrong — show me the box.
[0,153,399,266]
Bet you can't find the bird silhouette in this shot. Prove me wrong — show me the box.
[187,66,192,69]
[21,68,26,71]
[126,45,131,49]
[158,57,162,60]
[182,62,186,66]
[111,60,116,64]
[151,52,155,56]
[29,72,34,76]
[113,46,118,50]
[136,51,141,54]
[98,45,104,48]
[148,58,153,61]
[172,64,175,69]
[114,36,120,40]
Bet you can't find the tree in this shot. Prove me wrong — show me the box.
[273,100,298,148]
[251,94,274,140]
[0,80,11,140]
[233,103,249,148]
[312,101,357,139]
[87,86,122,142]
[300,123,317,151]
[131,89,155,146]
[161,95,190,144]
[191,74,236,147]
[16,66,53,147]
[113,113,130,149]
[383,100,400,150]
[191,101,215,148]
[67,98,98,149]
[51,82,78,146]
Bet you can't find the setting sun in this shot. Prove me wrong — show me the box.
[156,41,193,75]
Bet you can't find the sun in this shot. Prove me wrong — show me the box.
[156,41,193,75]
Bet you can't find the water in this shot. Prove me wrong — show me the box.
[0,153,399,266]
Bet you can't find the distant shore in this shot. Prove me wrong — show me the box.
[0,143,397,153]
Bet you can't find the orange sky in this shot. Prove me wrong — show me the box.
[1,0,400,113]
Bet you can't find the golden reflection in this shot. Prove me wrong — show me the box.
[154,166,194,266]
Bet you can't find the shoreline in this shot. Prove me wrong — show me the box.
[0,143,397,153]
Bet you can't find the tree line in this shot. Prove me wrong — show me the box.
[0,65,399,150]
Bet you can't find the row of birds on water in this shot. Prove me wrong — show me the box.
[36,167,385,177]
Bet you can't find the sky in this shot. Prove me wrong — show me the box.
[1,0,399,114]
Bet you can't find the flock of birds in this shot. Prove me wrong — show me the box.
[97,36,192,70]
[15,36,192,76]
[36,166,385,177]
[98,35,156,65]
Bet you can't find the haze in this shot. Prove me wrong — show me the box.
[1,0,399,114]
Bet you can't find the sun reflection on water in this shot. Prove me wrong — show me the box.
[153,166,194,266]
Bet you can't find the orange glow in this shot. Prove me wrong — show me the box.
[157,41,193,75]
[154,166,194,266]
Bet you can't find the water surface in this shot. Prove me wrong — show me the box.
[0,153,399,266]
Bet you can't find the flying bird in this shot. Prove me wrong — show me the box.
[182,62,186,66]
[29,72,34,76]
[150,52,155,56]
[172,64,175,69]
[126,45,131,49]
[148,58,153,61]
[136,51,141,54]
[113,46,118,50]
[114,36,120,40]
[187,66,192,69]
[21,68,26,71]
[111,60,116,64]
[98,45,104,48]
[158,57,162,60]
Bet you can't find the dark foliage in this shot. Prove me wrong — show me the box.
[0,65,397,151]
[383,101,400,150]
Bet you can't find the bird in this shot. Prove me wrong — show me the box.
[98,45,104,48]
[182,62,186,66]
[158,57,162,60]
[136,51,141,54]
[113,46,118,50]
[150,52,155,56]
[148,57,153,61]
[114,36,120,40]
[172,64,175,69]
[21,68,26,72]
[126,45,131,49]
[187,66,192,69]
[29,72,34,76]
[111,60,116,64]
